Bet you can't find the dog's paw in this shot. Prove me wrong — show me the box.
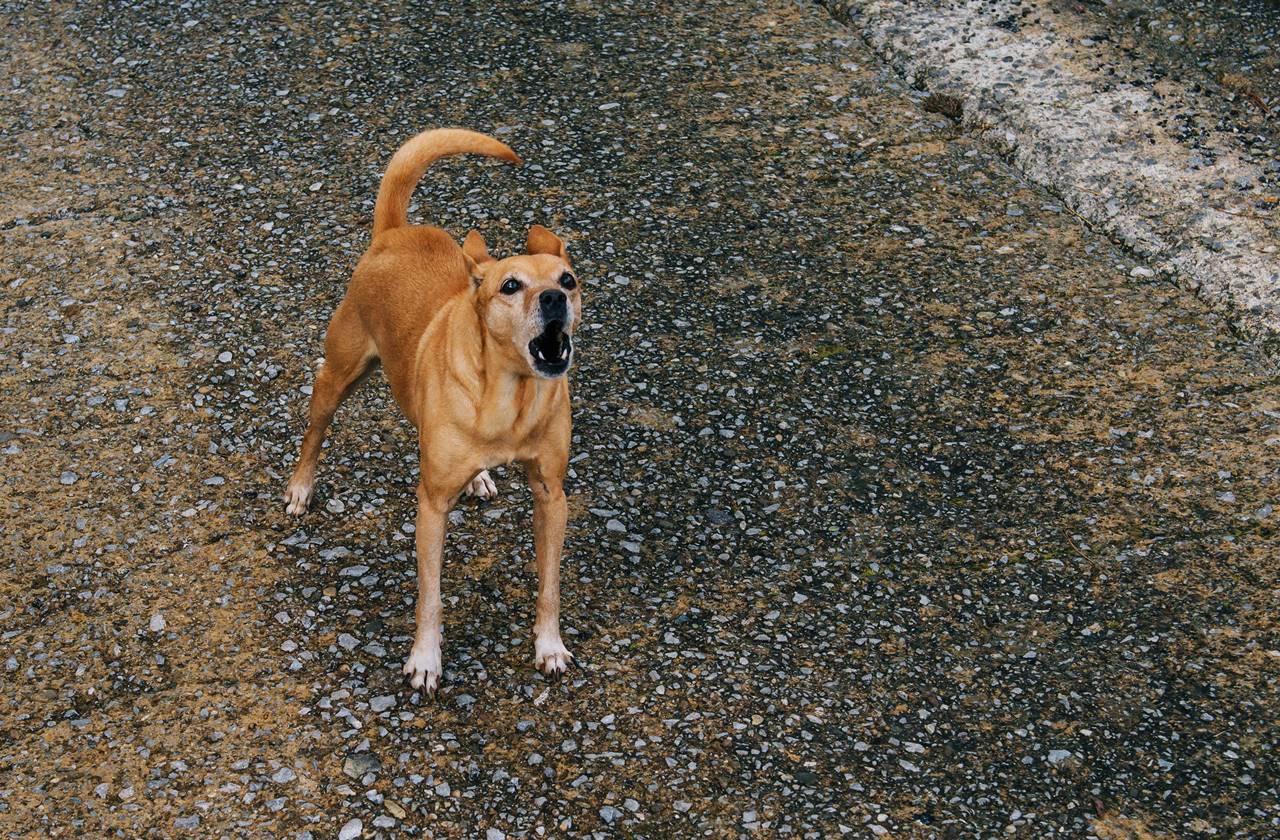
[534,635,573,676]
[464,470,498,500]
[403,645,442,694]
[283,479,313,516]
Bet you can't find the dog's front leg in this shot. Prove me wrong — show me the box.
[403,483,449,694]
[526,459,573,675]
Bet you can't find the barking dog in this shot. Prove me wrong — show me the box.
[284,128,581,693]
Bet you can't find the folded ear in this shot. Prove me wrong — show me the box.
[526,224,568,261]
[462,230,492,286]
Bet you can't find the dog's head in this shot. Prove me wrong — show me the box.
[464,225,581,379]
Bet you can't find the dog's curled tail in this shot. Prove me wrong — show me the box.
[372,128,522,238]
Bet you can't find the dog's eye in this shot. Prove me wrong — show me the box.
[500,278,522,295]
[559,272,577,290]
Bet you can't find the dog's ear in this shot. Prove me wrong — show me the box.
[526,224,568,262]
[462,230,492,287]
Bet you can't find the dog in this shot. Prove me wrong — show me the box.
[283,128,581,693]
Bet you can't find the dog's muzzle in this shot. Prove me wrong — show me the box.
[529,318,572,377]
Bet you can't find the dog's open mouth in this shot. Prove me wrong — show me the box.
[528,320,572,376]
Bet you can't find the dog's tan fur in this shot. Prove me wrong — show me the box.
[284,128,581,692]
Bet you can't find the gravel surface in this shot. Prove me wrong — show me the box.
[1098,0,1280,108]
[2,0,1278,837]
[827,0,1280,334]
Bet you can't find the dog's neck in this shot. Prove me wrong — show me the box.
[437,293,559,438]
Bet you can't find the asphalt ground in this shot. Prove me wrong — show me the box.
[1,0,1277,837]
[827,0,1280,333]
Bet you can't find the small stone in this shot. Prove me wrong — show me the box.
[327,498,346,513]
[149,614,166,633]
[338,633,359,651]
[369,695,396,712]
[705,508,732,525]
[1047,749,1073,765]
[434,780,451,796]
[599,805,622,824]
[385,801,406,819]
[174,815,200,829]
[272,767,296,783]
[343,754,381,778]
[60,471,78,485]
[338,819,362,840]
[217,351,233,363]
[486,830,505,840]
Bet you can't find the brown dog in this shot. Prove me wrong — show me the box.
[283,128,581,693]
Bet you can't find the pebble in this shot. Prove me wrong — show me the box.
[343,754,380,778]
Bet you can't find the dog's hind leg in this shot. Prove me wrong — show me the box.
[463,469,498,499]
[284,301,377,515]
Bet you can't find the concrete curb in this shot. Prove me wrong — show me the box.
[825,0,1280,337]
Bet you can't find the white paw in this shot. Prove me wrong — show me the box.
[403,644,441,694]
[464,470,498,499]
[534,634,573,676]
[283,479,313,516]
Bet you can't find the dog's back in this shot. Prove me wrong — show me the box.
[335,129,522,419]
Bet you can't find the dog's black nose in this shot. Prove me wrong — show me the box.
[540,288,567,321]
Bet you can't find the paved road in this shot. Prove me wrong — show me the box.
[1,0,1276,837]
[829,0,1280,333]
